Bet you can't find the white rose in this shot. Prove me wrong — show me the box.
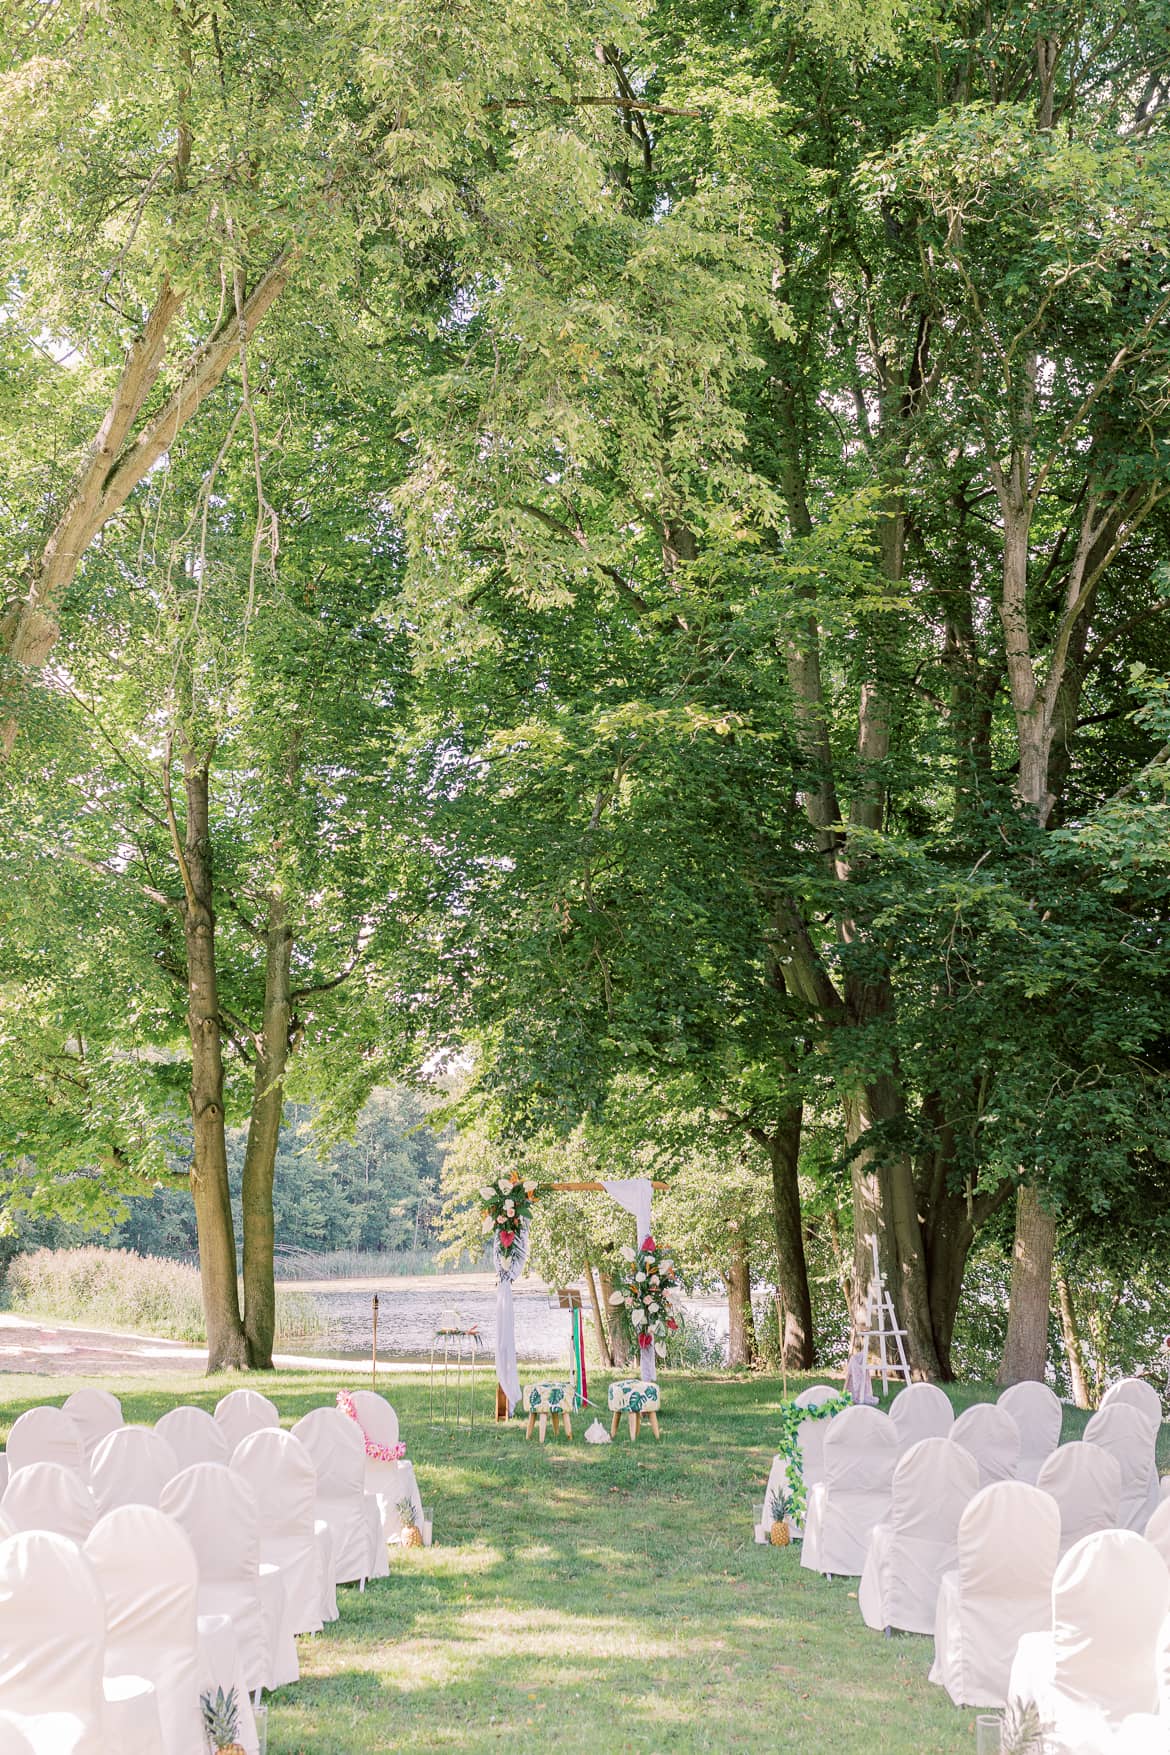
[650,1274,659,1286]
[635,1271,646,1283]
[648,1299,659,1312]
[644,1254,655,1265]
[504,1200,515,1215]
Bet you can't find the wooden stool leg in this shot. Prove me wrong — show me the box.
[610,1411,620,1438]
[551,1412,561,1437]
[628,1411,638,1441]
[539,1413,548,1444]
[648,1412,660,1439]
[563,1411,572,1440]
[525,1411,536,1440]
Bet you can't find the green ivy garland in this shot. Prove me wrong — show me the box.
[775,1393,852,1529]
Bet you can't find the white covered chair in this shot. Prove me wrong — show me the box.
[1037,1442,1124,1556]
[800,1405,900,1578]
[2,1462,97,1543]
[1008,1531,1170,1750]
[930,1480,1060,1708]
[214,1390,280,1455]
[859,1436,980,1635]
[89,1426,180,1514]
[62,1390,123,1463]
[160,1463,297,1694]
[85,1504,204,1755]
[0,1528,159,1755]
[156,1406,229,1469]
[763,1388,845,1540]
[889,1382,954,1453]
[291,1408,386,1588]
[344,1393,422,1546]
[1085,1402,1159,1532]
[950,1401,1020,1487]
[5,1407,86,1477]
[1143,1497,1170,1567]
[349,1391,400,1449]
[1102,1379,1164,1441]
[232,1428,335,1637]
[998,1381,1063,1484]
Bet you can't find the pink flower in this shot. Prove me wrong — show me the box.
[637,1331,653,1349]
[498,1229,515,1249]
[667,1318,678,1331]
[641,1235,656,1251]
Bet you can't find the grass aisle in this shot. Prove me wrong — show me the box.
[0,1370,1039,1753]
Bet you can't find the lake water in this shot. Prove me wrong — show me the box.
[291,1281,731,1363]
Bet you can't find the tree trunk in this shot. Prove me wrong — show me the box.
[845,1078,943,1379]
[598,1268,630,1366]
[761,1106,815,1368]
[727,1230,757,1367]
[179,752,247,1374]
[997,1184,1056,1384]
[241,893,293,1369]
[583,1256,613,1367]
[1055,1268,1092,1409]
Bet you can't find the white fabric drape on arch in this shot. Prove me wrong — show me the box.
[602,1178,657,1383]
[494,1222,529,1415]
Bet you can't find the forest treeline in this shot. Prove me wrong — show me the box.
[1,0,1168,1386]
[0,1093,446,1269]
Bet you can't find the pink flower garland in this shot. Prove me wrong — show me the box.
[336,1390,406,1462]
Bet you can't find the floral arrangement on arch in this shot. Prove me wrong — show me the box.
[479,1172,539,1264]
[336,1390,406,1462]
[608,1235,681,1351]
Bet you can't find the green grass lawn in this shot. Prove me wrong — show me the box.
[0,1368,1150,1755]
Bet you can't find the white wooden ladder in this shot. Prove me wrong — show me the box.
[859,1236,912,1394]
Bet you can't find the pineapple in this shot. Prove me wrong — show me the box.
[767,1491,791,1547]
[201,1686,245,1755]
[398,1495,423,1548]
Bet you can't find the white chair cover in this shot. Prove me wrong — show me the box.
[85,1505,204,1755]
[930,1480,1060,1708]
[998,1381,1063,1484]
[160,1463,297,1694]
[62,1391,123,1462]
[155,1406,230,1468]
[1085,1403,1160,1531]
[347,1391,416,1544]
[0,1529,110,1755]
[349,1391,400,1448]
[291,1409,387,1587]
[2,1463,97,1542]
[1102,1379,1164,1441]
[5,1407,86,1477]
[800,1405,900,1577]
[889,1382,954,1452]
[214,1389,280,1455]
[950,1402,1021,1487]
[1143,1497,1170,1568]
[89,1426,180,1514]
[1008,1531,1170,1748]
[1037,1442,1124,1556]
[197,1615,259,1755]
[859,1436,980,1635]
[763,1390,843,1540]
[232,1429,328,1637]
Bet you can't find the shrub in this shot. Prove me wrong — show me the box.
[5,1247,323,1345]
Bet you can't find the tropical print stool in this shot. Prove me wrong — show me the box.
[522,1381,573,1443]
[608,1378,661,1441]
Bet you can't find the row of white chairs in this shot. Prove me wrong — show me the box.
[0,1388,412,1753]
[774,1376,1169,1752]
